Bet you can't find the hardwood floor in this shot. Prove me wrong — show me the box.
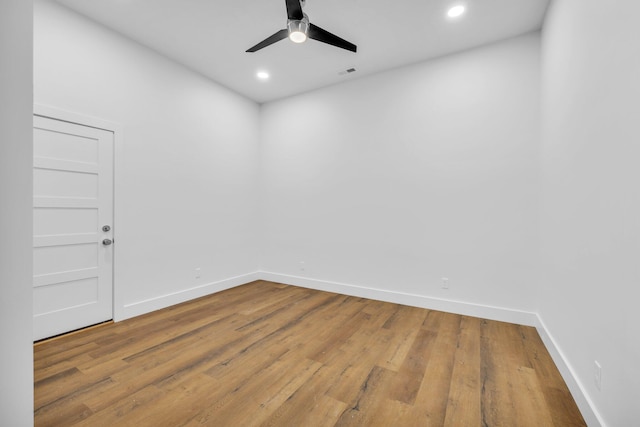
[34,281,586,426]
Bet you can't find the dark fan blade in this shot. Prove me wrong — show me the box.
[308,23,357,52]
[246,29,289,52]
[285,0,303,20]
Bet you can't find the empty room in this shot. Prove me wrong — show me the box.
[1,0,638,426]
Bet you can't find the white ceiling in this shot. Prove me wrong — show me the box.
[54,0,550,103]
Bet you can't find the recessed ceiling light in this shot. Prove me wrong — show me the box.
[256,71,270,81]
[447,5,466,18]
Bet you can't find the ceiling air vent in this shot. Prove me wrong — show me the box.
[338,68,356,76]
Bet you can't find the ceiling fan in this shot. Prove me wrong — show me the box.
[246,0,357,53]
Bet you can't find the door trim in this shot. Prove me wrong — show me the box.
[34,104,125,321]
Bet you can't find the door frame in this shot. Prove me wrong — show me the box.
[34,104,125,322]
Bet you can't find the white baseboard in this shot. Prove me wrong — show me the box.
[260,271,538,326]
[534,316,605,427]
[119,271,261,320]
[119,270,537,325]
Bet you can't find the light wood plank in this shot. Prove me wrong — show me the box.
[34,281,587,427]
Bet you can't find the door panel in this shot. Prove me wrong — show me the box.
[33,278,100,315]
[34,168,99,198]
[34,208,98,236]
[34,127,98,163]
[33,115,114,341]
[33,244,99,276]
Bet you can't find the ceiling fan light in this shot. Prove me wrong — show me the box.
[289,31,307,43]
[287,18,309,43]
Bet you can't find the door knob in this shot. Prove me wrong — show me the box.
[102,239,113,246]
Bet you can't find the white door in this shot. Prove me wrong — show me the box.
[33,115,114,341]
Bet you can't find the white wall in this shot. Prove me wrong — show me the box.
[34,0,261,317]
[260,34,541,320]
[540,0,640,425]
[0,0,34,425]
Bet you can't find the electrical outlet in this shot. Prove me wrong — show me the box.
[441,277,449,289]
[195,268,201,279]
[594,360,602,391]
[299,261,306,272]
